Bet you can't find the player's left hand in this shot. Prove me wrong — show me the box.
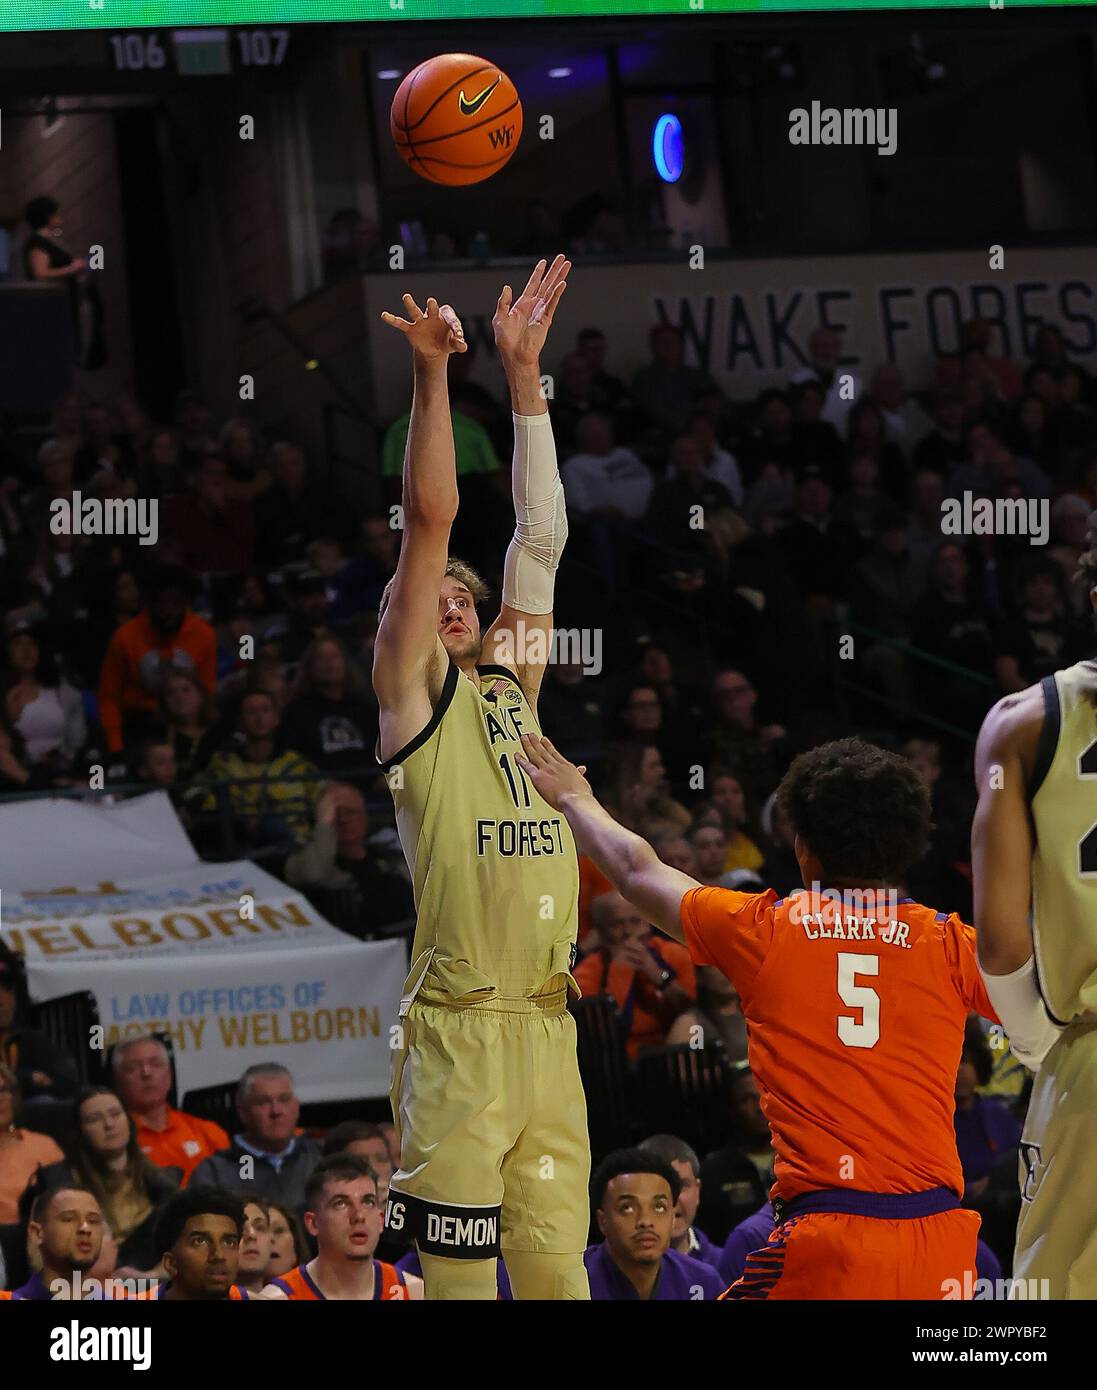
[516,733,589,809]
[493,254,570,368]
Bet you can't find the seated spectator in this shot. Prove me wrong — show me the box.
[264,569,335,668]
[647,434,739,579]
[1007,392,1061,477]
[284,782,413,936]
[573,891,696,1059]
[341,514,400,617]
[718,1199,775,1286]
[164,452,257,575]
[575,325,634,419]
[912,390,968,477]
[0,1061,64,1224]
[702,671,787,812]
[128,734,179,796]
[631,324,720,443]
[534,658,608,767]
[961,317,1023,400]
[773,467,862,608]
[147,1187,248,1300]
[254,442,347,570]
[189,1064,322,1212]
[138,426,187,499]
[651,831,696,876]
[110,1036,229,1183]
[21,1085,180,1271]
[219,418,271,503]
[698,1066,774,1245]
[174,390,217,474]
[687,823,743,888]
[684,411,744,507]
[320,1121,394,1206]
[757,790,802,897]
[73,400,137,487]
[604,742,691,838]
[0,943,79,1109]
[946,422,1051,502]
[911,541,997,730]
[609,682,692,791]
[845,398,907,501]
[869,363,933,458]
[638,1134,722,1270]
[905,467,947,557]
[264,1197,310,1283]
[0,715,41,793]
[97,565,217,754]
[667,964,750,1063]
[789,327,861,437]
[993,556,1092,691]
[742,388,799,484]
[305,537,364,626]
[235,1199,273,1295]
[158,668,219,775]
[788,379,844,483]
[281,637,376,778]
[584,1148,724,1299]
[831,450,887,543]
[261,1154,422,1300]
[709,771,766,874]
[197,689,323,852]
[550,351,614,455]
[955,1021,1022,1196]
[13,1185,106,1301]
[561,412,653,524]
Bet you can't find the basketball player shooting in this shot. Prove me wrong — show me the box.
[972,521,1097,1298]
[372,256,592,1301]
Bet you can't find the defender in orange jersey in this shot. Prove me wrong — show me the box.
[262,1154,423,1301]
[518,734,998,1300]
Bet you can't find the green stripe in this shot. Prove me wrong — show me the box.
[18,0,1088,36]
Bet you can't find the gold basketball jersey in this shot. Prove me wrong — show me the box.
[378,661,580,1000]
[1030,659,1097,1024]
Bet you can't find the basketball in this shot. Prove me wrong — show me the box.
[390,53,523,186]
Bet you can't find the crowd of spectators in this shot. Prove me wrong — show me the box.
[2,277,1094,1295]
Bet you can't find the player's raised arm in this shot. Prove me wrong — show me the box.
[972,688,1062,1068]
[516,733,700,943]
[372,295,467,725]
[482,255,571,711]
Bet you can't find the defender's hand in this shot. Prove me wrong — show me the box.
[493,255,570,368]
[516,733,589,810]
[380,294,468,359]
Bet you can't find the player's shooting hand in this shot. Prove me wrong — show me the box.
[515,733,589,810]
[493,254,570,368]
[380,294,468,360]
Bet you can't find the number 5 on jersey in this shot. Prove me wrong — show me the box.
[837,952,880,1048]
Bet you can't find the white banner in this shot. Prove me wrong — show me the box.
[0,797,406,1101]
[363,247,1097,408]
[22,937,405,1104]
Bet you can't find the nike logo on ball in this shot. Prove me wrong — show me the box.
[459,78,500,116]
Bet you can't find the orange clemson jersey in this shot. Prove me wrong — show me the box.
[270,1260,408,1300]
[680,887,999,1201]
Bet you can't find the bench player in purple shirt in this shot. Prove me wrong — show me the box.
[638,1134,722,1270]
[584,1148,725,1300]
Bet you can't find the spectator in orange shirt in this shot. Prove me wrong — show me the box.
[97,565,216,753]
[111,1037,228,1182]
[573,891,696,1058]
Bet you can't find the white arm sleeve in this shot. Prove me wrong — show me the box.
[978,955,1063,1072]
[502,410,568,615]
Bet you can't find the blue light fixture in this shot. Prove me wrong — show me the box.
[653,113,683,183]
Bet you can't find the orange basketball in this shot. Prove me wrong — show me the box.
[391,53,523,186]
